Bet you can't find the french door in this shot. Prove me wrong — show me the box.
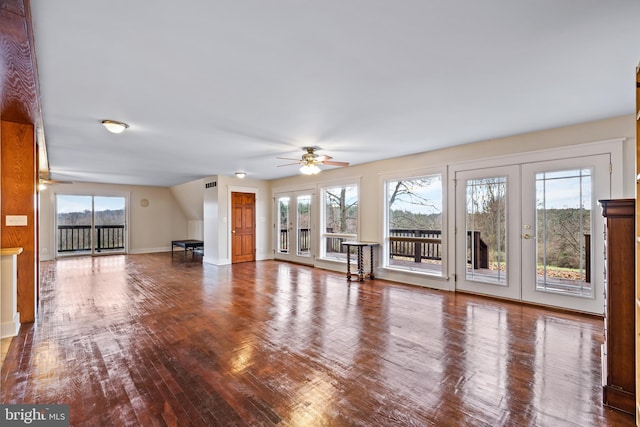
[275,190,314,264]
[56,194,128,257]
[455,154,609,314]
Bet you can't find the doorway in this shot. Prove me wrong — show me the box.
[231,192,256,263]
[55,194,128,257]
[274,190,314,264]
[455,154,610,313]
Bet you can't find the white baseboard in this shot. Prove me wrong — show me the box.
[1,313,20,339]
[129,247,171,254]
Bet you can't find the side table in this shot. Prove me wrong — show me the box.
[341,241,379,281]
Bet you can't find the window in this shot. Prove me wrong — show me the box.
[384,174,444,276]
[320,184,358,261]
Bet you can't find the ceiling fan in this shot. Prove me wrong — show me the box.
[277,147,350,175]
[38,171,73,187]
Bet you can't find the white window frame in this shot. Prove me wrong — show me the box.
[381,167,447,278]
[319,181,360,262]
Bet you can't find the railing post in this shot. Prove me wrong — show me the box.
[585,233,591,283]
[473,231,479,269]
[414,229,421,263]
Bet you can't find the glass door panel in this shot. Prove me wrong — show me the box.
[521,155,609,313]
[94,196,126,254]
[455,166,521,300]
[534,169,592,296]
[56,195,93,257]
[296,195,311,258]
[465,176,508,285]
[277,196,290,255]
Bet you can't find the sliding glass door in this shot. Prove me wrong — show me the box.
[56,194,127,257]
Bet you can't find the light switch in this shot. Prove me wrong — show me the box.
[6,215,28,226]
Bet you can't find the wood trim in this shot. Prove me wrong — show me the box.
[1,121,37,323]
[0,248,24,256]
[0,0,42,126]
[635,61,640,425]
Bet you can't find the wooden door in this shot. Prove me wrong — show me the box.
[231,192,256,263]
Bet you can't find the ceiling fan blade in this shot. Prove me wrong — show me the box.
[277,162,301,167]
[315,155,332,161]
[40,179,73,185]
[321,160,350,167]
[276,157,301,161]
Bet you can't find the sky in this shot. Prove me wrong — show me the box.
[56,195,125,213]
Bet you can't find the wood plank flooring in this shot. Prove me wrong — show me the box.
[0,253,635,426]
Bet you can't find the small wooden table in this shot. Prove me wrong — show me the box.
[341,241,379,281]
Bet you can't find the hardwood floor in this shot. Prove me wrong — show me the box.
[0,253,635,426]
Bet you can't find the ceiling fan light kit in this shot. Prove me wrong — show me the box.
[299,164,321,175]
[235,171,247,179]
[101,119,129,134]
[278,146,349,175]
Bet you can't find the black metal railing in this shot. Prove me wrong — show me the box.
[58,225,125,253]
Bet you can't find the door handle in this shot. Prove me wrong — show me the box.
[232,230,236,234]
[523,233,533,239]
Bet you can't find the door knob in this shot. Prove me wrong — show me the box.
[232,230,236,234]
[523,233,532,239]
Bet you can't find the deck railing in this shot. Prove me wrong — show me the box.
[275,228,590,280]
[278,228,311,253]
[278,228,488,268]
[58,225,125,253]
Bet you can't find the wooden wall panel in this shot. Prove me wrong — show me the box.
[635,63,640,426]
[1,120,37,323]
[0,0,41,125]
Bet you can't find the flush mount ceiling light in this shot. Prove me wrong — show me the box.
[235,171,247,179]
[101,119,129,134]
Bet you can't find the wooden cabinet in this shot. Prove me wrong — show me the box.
[635,62,640,424]
[601,198,635,415]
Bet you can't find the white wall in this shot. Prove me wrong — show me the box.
[202,175,272,265]
[39,115,635,277]
[170,179,204,239]
[39,182,188,260]
[202,175,220,264]
[269,114,636,287]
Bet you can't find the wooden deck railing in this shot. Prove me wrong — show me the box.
[388,229,488,268]
[278,228,311,253]
[58,225,125,253]
[279,228,488,268]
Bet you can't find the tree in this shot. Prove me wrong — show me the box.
[388,177,441,230]
[325,186,358,233]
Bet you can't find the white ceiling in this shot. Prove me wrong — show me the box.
[31,0,640,187]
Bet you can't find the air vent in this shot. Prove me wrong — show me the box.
[205,181,217,189]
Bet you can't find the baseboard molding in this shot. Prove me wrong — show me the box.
[129,247,171,254]
[0,313,20,339]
